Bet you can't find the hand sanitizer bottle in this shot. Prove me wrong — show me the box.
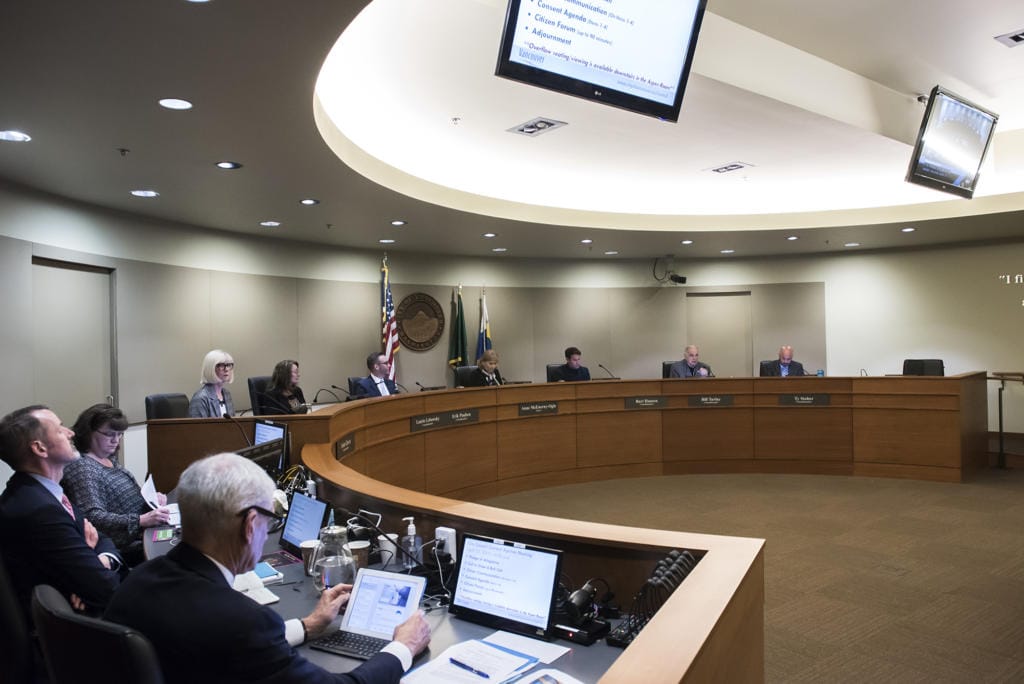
[400,516,422,569]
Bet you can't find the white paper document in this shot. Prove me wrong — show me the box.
[141,475,159,508]
[402,639,536,683]
[483,631,570,665]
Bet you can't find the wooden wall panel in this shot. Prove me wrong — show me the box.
[662,408,755,460]
[754,408,852,460]
[853,409,960,467]
[424,423,498,495]
[363,435,425,490]
[577,412,661,467]
[497,415,576,479]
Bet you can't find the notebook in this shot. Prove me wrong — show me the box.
[309,568,426,659]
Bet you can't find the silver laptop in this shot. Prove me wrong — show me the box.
[309,568,426,659]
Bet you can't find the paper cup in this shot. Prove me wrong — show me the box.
[345,540,371,570]
[300,539,319,576]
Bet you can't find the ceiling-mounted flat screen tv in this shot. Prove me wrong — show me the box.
[905,86,998,199]
[495,0,707,122]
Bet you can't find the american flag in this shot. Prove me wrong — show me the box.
[380,256,399,381]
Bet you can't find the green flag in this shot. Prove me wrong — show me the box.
[447,286,467,368]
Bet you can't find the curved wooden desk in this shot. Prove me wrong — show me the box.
[145,373,986,682]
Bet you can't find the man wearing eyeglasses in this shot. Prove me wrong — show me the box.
[354,352,399,399]
[0,405,126,620]
[105,452,430,683]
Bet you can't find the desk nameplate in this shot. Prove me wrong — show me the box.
[518,401,559,416]
[779,394,831,406]
[410,408,480,432]
[625,396,667,409]
[334,431,356,460]
[688,395,734,407]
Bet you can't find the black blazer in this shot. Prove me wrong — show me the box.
[464,367,504,387]
[760,360,806,377]
[354,375,399,398]
[260,386,308,415]
[104,542,404,684]
[0,472,123,616]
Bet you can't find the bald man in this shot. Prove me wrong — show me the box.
[761,346,805,377]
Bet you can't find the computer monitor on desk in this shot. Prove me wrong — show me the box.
[449,533,563,640]
[236,438,285,480]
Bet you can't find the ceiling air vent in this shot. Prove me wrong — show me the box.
[994,29,1024,47]
[706,161,753,174]
[508,117,567,137]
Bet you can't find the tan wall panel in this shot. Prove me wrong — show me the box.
[364,436,425,490]
[853,409,960,467]
[577,412,661,467]
[497,415,576,479]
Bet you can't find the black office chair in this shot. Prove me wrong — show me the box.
[247,375,272,415]
[902,359,944,376]
[662,361,679,379]
[454,365,477,387]
[31,585,165,684]
[144,393,189,420]
[759,360,774,377]
[546,363,563,382]
[347,376,365,400]
[0,558,35,684]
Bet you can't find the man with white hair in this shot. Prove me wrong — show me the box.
[105,452,430,683]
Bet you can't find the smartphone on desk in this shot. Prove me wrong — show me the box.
[253,561,284,585]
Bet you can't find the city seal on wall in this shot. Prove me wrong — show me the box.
[396,292,445,351]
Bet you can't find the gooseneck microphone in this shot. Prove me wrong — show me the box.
[331,384,352,397]
[312,388,342,403]
[598,363,619,379]
[222,412,252,446]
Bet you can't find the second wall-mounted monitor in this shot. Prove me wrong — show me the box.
[905,86,998,199]
[495,0,707,122]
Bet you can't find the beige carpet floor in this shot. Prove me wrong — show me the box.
[483,469,1024,683]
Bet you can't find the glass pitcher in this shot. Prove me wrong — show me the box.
[309,525,355,592]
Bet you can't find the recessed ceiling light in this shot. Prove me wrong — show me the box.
[844,242,861,247]
[390,219,406,226]
[259,220,281,227]
[720,249,735,254]
[379,238,395,244]
[158,98,193,111]
[786,235,798,241]
[130,189,159,198]
[215,161,242,169]
[482,232,497,239]
[680,240,694,245]
[491,247,507,253]
[604,250,619,255]
[901,227,916,233]
[300,198,320,206]
[185,0,211,4]
[0,130,31,142]
[580,239,593,244]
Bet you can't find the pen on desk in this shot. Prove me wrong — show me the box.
[449,658,490,679]
[276,580,301,586]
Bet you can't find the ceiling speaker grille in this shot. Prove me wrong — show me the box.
[508,117,567,137]
[994,29,1024,47]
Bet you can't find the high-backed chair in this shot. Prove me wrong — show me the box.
[247,375,272,415]
[546,364,563,382]
[31,585,165,684]
[662,361,679,379]
[0,558,34,684]
[902,359,944,376]
[347,376,365,400]
[454,365,477,387]
[759,360,774,377]
[144,393,189,420]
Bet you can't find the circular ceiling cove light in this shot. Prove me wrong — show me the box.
[130,189,160,198]
[680,239,694,245]
[901,227,916,233]
[259,220,281,227]
[379,238,396,244]
[844,242,861,247]
[390,219,406,226]
[491,247,507,253]
[580,239,593,244]
[604,250,619,255]
[216,161,242,169]
[786,235,798,241]
[0,130,32,142]
[300,198,320,206]
[482,232,497,239]
[720,249,735,254]
[158,98,193,110]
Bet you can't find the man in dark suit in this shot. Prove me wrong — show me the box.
[0,405,125,618]
[760,346,806,377]
[549,346,591,382]
[354,352,399,398]
[105,452,430,683]
[669,345,713,378]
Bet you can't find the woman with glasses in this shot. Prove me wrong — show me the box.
[189,348,236,418]
[261,359,309,415]
[61,403,171,565]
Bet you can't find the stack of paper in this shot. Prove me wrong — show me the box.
[402,639,536,683]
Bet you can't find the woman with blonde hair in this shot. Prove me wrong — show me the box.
[465,349,505,387]
[189,349,236,417]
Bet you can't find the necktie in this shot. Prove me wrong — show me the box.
[60,494,76,520]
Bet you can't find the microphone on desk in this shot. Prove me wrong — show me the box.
[598,364,619,379]
[331,384,352,397]
[860,368,868,376]
[415,381,446,392]
[312,388,342,403]
[222,413,252,446]
[394,382,408,394]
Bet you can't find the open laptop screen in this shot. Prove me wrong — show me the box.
[279,492,329,558]
[449,533,563,640]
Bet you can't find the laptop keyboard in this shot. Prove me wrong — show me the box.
[309,630,390,660]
